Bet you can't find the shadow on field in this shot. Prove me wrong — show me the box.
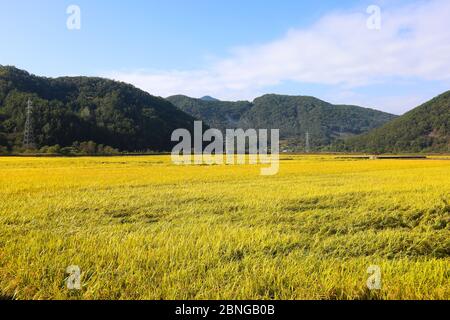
[327,287,383,300]
[0,294,14,300]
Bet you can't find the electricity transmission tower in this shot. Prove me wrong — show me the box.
[23,98,36,149]
[305,131,310,153]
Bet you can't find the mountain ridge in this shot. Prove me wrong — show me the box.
[0,66,195,151]
[200,95,220,102]
[343,91,450,153]
[2,65,446,154]
[168,93,397,150]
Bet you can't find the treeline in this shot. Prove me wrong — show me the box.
[38,141,120,155]
[0,141,120,156]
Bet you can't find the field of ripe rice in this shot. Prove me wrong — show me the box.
[0,155,449,300]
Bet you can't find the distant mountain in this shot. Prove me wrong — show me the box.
[343,91,450,153]
[241,94,397,149]
[0,66,408,153]
[167,95,253,132]
[168,93,397,150]
[0,66,195,151]
[200,96,220,102]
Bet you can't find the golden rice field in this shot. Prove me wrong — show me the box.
[0,155,449,300]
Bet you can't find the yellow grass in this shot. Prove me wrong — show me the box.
[0,155,449,299]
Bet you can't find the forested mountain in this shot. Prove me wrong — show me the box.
[167,95,253,132]
[168,94,397,150]
[242,94,397,148]
[343,91,450,153]
[4,65,441,154]
[200,96,220,102]
[0,66,195,152]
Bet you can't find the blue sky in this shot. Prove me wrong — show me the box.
[1,0,449,114]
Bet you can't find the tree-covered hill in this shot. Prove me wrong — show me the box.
[241,94,397,148]
[200,96,220,102]
[342,91,450,153]
[167,95,253,132]
[0,66,195,152]
[168,93,397,150]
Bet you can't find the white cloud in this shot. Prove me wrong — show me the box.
[323,89,433,115]
[105,0,450,111]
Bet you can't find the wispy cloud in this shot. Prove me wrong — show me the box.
[106,0,450,112]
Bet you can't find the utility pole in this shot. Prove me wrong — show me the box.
[23,98,36,149]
